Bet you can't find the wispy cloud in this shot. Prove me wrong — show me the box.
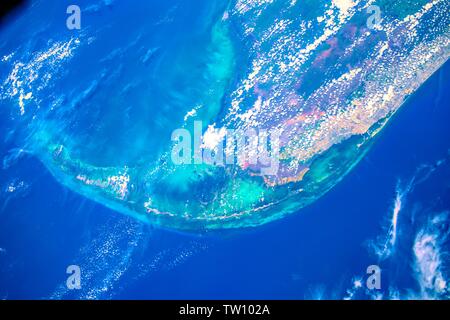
[412,212,449,299]
[346,154,450,300]
[368,180,412,260]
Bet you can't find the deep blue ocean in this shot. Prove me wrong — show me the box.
[0,0,449,300]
